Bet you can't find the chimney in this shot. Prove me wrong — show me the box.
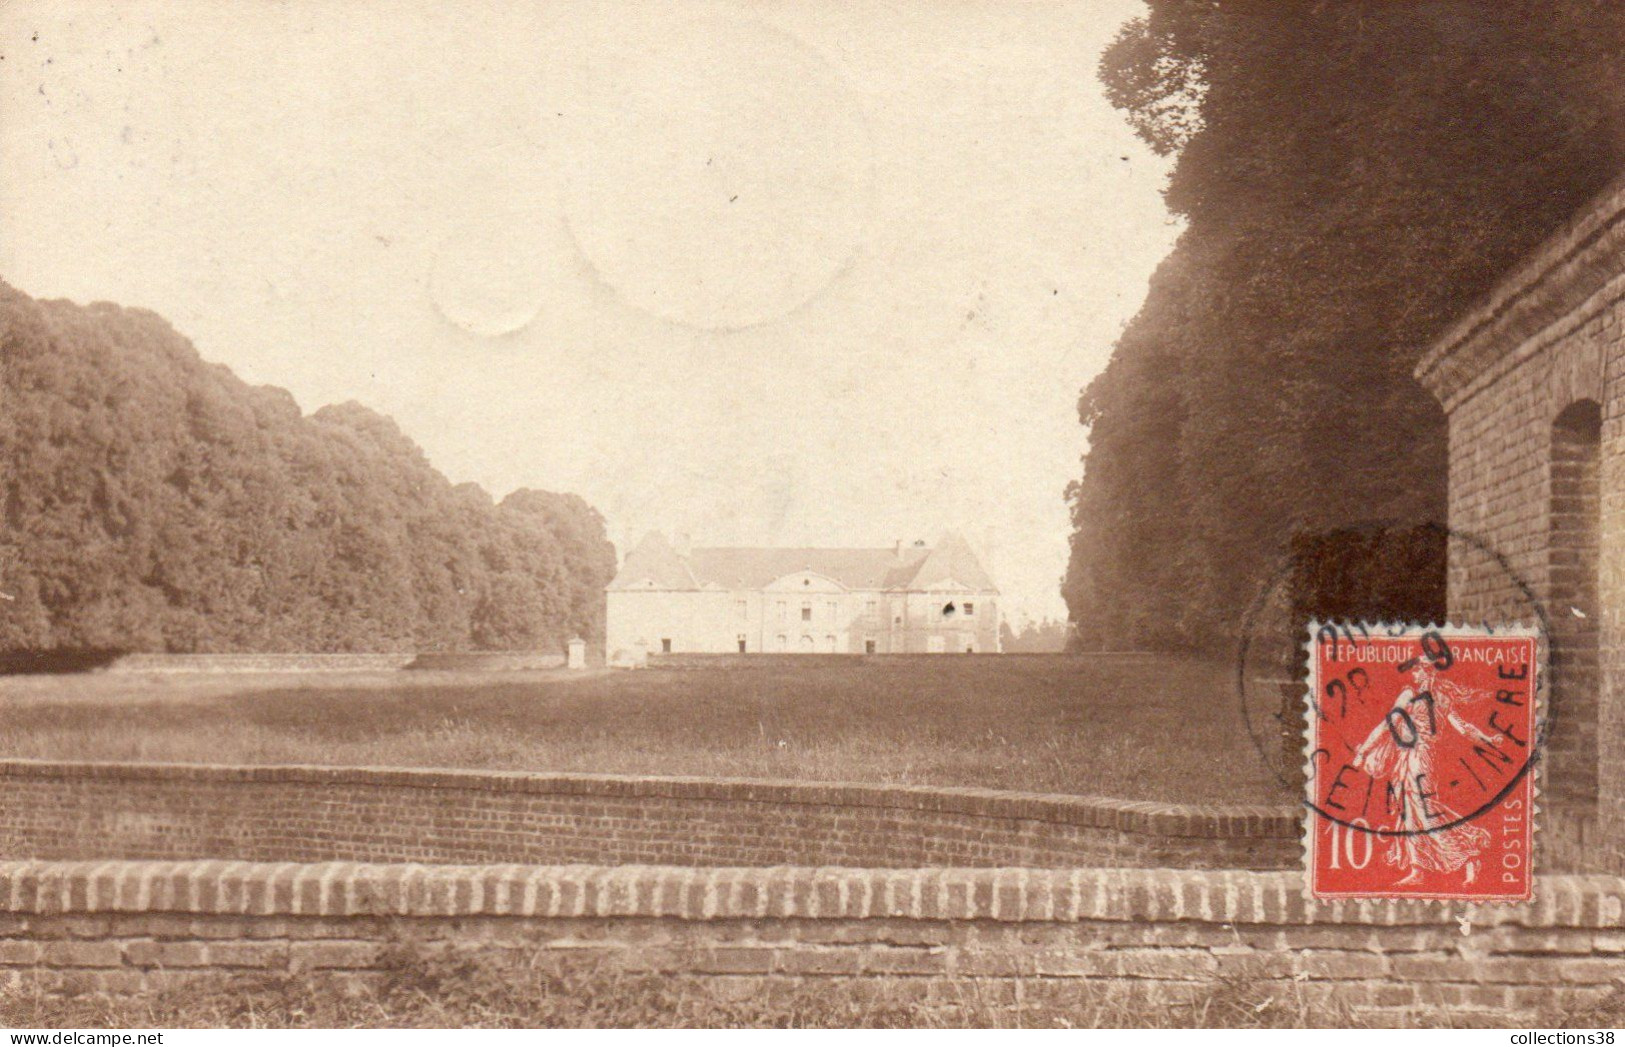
[675,532,692,558]
[893,539,902,560]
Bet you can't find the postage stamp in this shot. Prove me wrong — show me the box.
[1304,622,1540,902]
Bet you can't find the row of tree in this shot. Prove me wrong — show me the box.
[1065,1,1625,652]
[998,616,1070,653]
[0,282,616,653]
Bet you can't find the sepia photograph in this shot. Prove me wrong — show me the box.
[0,0,1621,1034]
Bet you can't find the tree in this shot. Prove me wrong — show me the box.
[1000,615,1071,653]
[1066,1,1625,652]
[0,282,617,653]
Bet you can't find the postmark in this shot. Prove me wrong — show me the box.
[1304,621,1539,902]
[1233,521,1555,797]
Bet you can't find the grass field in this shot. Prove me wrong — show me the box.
[0,655,1285,804]
[0,658,1594,1030]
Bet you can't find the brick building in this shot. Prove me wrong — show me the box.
[1415,178,1625,872]
[605,532,1000,659]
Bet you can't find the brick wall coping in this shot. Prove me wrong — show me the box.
[1415,173,1625,411]
[0,861,1619,927]
[0,759,1296,840]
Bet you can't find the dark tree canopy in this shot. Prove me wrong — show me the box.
[1066,1,1625,652]
[0,282,615,654]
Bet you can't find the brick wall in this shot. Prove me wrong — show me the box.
[0,861,1619,1024]
[0,762,1295,870]
[1415,174,1625,873]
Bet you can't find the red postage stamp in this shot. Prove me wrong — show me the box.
[1305,622,1539,902]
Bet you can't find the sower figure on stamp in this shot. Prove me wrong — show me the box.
[1350,661,1497,885]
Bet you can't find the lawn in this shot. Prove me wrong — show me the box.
[0,655,1286,805]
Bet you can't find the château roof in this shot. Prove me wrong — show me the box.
[606,532,997,593]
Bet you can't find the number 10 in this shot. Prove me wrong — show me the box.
[1325,818,1374,870]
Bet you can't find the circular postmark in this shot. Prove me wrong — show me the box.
[1303,621,1541,836]
[1234,520,1554,836]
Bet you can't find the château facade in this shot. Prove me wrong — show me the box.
[606,533,1000,658]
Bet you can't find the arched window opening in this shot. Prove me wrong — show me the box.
[1548,398,1602,808]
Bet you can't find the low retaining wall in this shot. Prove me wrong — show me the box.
[0,761,1297,870]
[105,654,416,674]
[0,862,1618,1023]
[647,653,1009,670]
[103,652,571,675]
[645,652,1113,670]
[404,652,566,672]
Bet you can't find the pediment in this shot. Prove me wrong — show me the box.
[762,570,849,593]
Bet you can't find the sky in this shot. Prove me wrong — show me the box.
[0,0,1179,625]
